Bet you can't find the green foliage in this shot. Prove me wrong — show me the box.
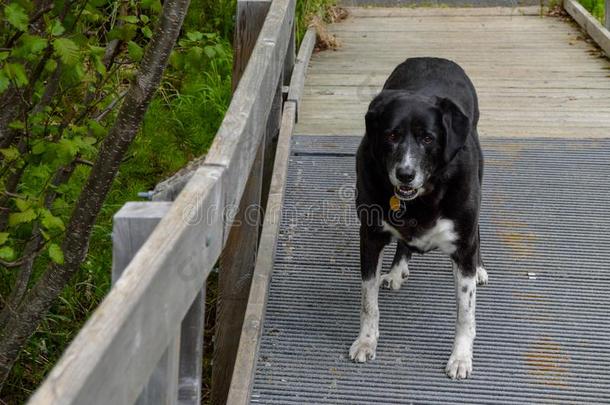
[5,3,29,31]
[579,0,606,21]
[48,243,64,265]
[0,0,233,402]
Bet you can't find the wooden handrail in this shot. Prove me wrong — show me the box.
[226,27,317,405]
[27,1,296,403]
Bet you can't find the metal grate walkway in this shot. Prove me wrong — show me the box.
[250,135,610,404]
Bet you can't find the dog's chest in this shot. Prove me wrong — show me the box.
[382,218,458,254]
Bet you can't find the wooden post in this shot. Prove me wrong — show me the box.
[211,2,278,404]
[112,202,180,405]
[231,0,271,93]
[283,23,296,86]
[152,192,206,405]
[211,137,265,405]
[177,290,205,405]
[605,0,610,30]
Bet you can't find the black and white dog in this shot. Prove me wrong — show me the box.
[351,57,487,379]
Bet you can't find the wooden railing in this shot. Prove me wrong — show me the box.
[27,0,306,403]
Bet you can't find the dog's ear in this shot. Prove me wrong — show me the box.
[437,97,471,164]
[365,92,393,137]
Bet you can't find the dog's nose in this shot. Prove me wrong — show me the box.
[396,167,415,184]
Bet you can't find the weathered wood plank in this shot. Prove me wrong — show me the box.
[29,166,226,405]
[212,132,265,405]
[606,0,610,30]
[344,6,543,17]
[564,0,610,56]
[232,0,271,92]
[112,202,180,405]
[226,101,296,405]
[177,289,205,405]
[205,0,295,242]
[227,22,314,402]
[210,1,289,402]
[287,27,316,121]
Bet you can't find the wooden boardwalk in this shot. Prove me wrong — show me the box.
[297,6,610,138]
[29,2,610,404]
[240,5,610,405]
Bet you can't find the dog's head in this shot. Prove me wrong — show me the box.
[365,90,470,201]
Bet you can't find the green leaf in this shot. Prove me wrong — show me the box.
[203,46,216,59]
[50,20,65,36]
[48,243,64,264]
[142,0,162,12]
[5,3,29,31]
[40,209,65,231]
[4,63,29,86]
[9,120,25,130]
[0,71,8,93]
[0,246,15,261]
[186,31,203,41]
[141,26,153,39]
[57,138,79,160]
[91,55,106,75]
[31,140,47,155]
[40,228,50,241]
[8,208,37,227]
[21,34,48,54]
[0,147,20,161]
[140,14,149,24]
[87,120,105,137]
[127,41,143,62]
[0,51,9,61]
[53,38,80,65]
[29,164,51,179]
[120,15,139,24]
[0,232,9,245]
[44,59,57,73]
[14,198,30,212]
[108,24,137,41]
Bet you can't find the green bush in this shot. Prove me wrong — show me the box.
[579,0,606,22]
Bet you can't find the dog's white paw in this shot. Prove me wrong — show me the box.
[445,352,473,380]
[381,262,409,290]
[349,337,377,363]
[476,266,488,286]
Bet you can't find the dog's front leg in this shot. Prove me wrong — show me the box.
[446,260,477,379]
[349,226,387,363]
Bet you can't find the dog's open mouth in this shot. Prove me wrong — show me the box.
[395,185,419,200]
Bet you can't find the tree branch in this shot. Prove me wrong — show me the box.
[0,0,192,391]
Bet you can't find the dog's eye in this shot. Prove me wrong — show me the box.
[423,136,433,144]
[387,132,398,142]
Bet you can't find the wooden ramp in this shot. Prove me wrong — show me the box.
[233,6,610,405]
[297,6,610,138]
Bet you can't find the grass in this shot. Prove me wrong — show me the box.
[579,0,606,22]
[1,0,338,402]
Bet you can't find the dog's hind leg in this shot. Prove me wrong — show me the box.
[381,241,411,290]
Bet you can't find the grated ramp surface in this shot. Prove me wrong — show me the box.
[251,135,610,404]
